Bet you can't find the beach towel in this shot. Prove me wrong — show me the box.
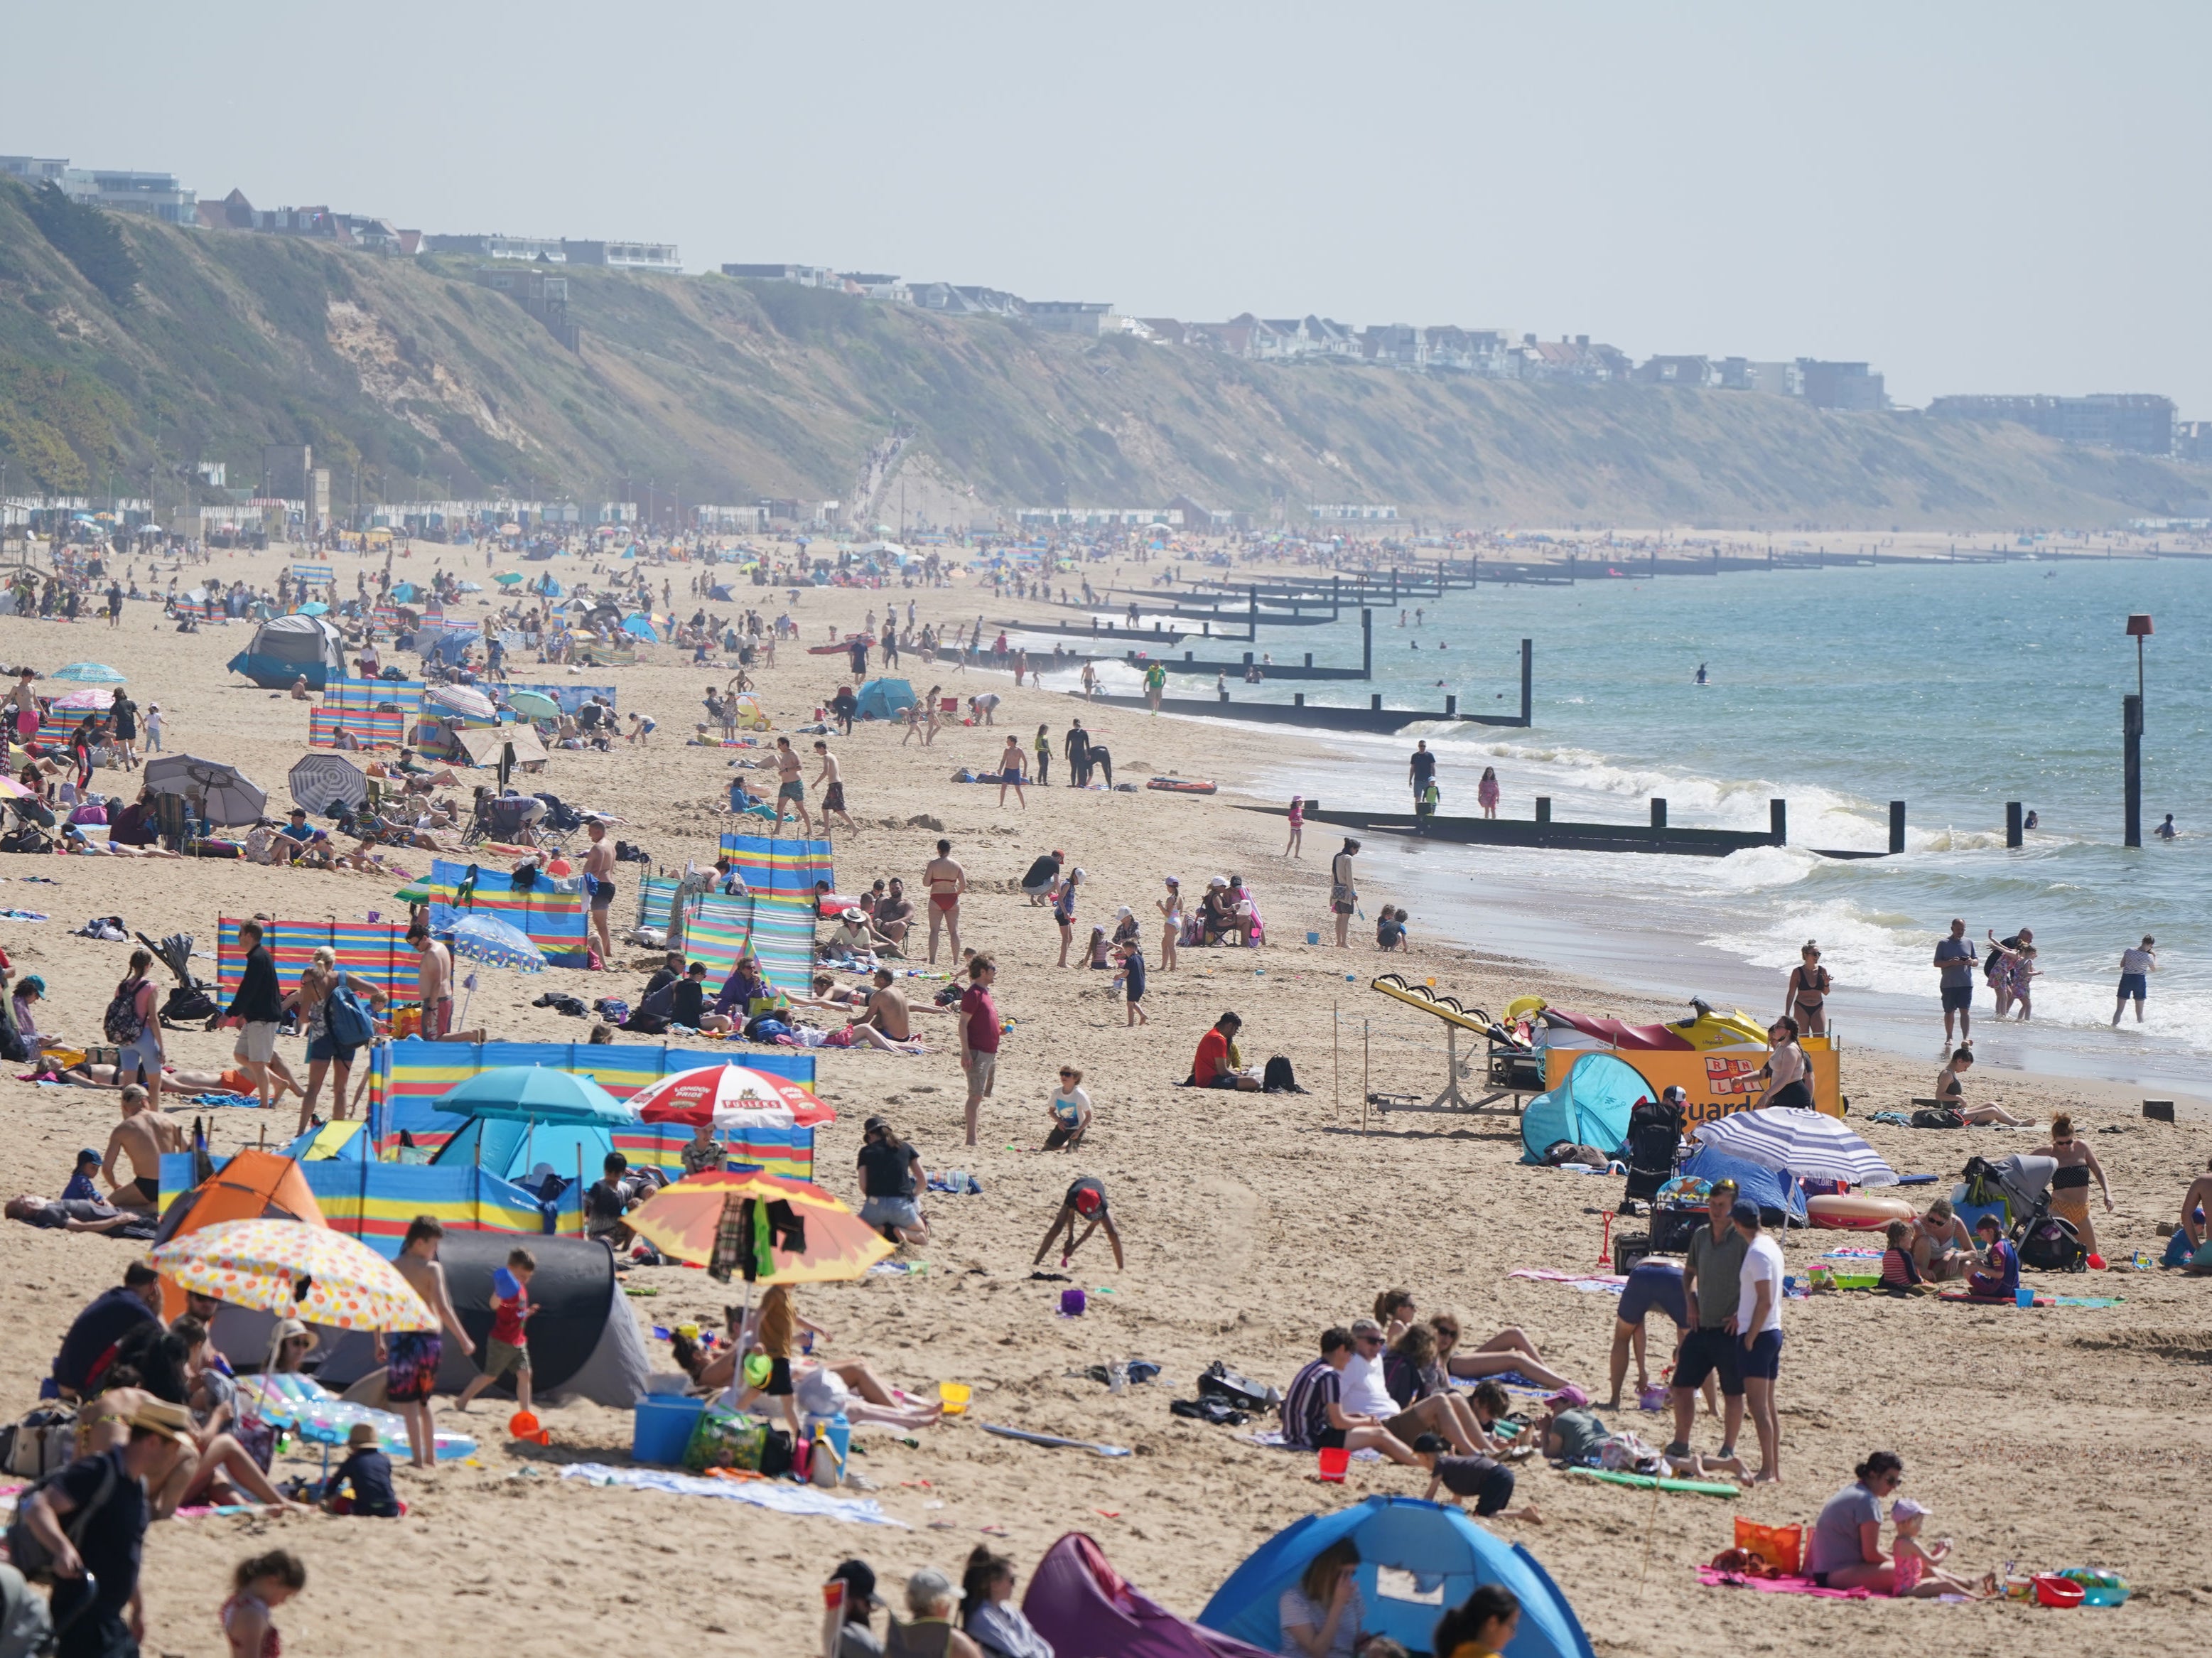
[557,1461,906,1526]
[1697,1568,1870,1599]
[1939,1292,2120,1308]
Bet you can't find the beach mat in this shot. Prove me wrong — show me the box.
[1939,1292,2122,1308]
[1698,1568,1870,1599]
[1568,1468,1737,1497]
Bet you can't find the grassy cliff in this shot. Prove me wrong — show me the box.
[1,181,2203,527]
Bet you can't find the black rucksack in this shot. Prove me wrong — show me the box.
[1624,1096,1686,1202]
[1261,1055,1301,1093]
[4,1454,117,1583]
[2017,1207,2088,1273]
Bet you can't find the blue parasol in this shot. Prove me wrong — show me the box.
[448,912,545,974]
[49,662,128,684]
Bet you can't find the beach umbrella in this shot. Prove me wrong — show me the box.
[49,662,127,684]
[630,1062,835,1129]
[1693,1107,1899,1188]
[626,1170,892,1282]
[149,1217,436,1333]
[429,1065,634,1126]
[49,687,114,711]
[143,754,267,827]
[504,690,559,721]
[0,775,35,802]
[448,913,545,975]
[494,572,524,586]
[287,752,368,814]
[426,684,497,721]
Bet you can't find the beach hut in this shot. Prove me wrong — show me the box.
[1518,1052,1644,1166]
[225,614,347,689]
[1201,1497,1594,1658]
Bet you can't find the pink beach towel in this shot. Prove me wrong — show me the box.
[1698,1568,1870,1600]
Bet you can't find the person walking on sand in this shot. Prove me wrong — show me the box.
[924,838,966,964]
[1032,721,1052,786]
[1284,795,1305,858]
[996,734,1027,809]
[1144,659,1167,714]
[383,1216,473,1470]
[2113,935,2156,1026]
[772,736,814,838]
[1784,942,1830,1035]
[812,741,859,838]
[1478,765,1500,819]
[1732,1199,1786,1485]
[923,687,943,746]
[1157,876,1182,971]
[1933,918,1975,1045]
[581,817,618,964]
[1331,838,1361,948]
[959,954,1000,1147]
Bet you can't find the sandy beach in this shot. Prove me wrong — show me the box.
[0,540,2204,1657]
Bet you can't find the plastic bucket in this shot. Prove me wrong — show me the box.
[1059,1288,1087,1316]
[939,1382,971,1416]
[1317,1446,1349,1482]
[2015,1286,2035,1308]
[2034,1576,2086,1609]
[508,1410,541,1440]
[1306,931,1321,945]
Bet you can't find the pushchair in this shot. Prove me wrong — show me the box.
[135,931,221,1029]
[0,796,55,855]
[1959,1153,2086,1272]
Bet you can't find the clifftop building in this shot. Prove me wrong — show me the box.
[1928,393,2175,455]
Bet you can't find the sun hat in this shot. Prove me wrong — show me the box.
[273,1317,311,1345]
[1208,874,1229,888]
[347,1421,379,1448]
[1891,1497,1927,1522]
[129,1398,193,1443]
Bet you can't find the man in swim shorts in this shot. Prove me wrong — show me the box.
[582,816,617,963]
[388,1216,474,1469]
[924,838,966,965]
[1933,917,1975,1043]
[2113,935,2154,1026]
[772,736,814,836]
[102,1084,180,1211]
[1669,1179,1747,1460]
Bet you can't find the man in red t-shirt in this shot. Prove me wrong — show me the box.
[959,954,1000,1145]
[1192,1011,1261,1091]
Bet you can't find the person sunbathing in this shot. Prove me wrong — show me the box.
[1430,1313,1576,1391]
[1931,1048,2027,1126]
[847,969,936,1053]
[6,1193,142,1234]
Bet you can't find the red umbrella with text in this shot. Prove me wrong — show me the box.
[629,1062,835,1129]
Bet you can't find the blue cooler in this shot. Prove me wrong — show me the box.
[632,1396,706,1465]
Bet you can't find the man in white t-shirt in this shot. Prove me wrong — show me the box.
[1731,1200,1786,1485]
[2114,935,2156,1027]
[1342,1319,1494,1456]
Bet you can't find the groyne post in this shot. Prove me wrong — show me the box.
[1770,800,1787,845]
[2006,802,2023,849]
[1518,639,1533,725]
[1362,609,1373,679]
[1889,801,1906,855]
[1535,797,1552,822]
[2124,694,2143,848]
[1651,799,1668,829]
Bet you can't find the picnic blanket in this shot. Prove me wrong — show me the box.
[1697,1568,1870,1600]
[558,1462,905,1526]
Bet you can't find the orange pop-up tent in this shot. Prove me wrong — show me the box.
[153,1149,328,1319]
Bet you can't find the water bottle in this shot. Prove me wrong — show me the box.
[1108,1360,1128,1395]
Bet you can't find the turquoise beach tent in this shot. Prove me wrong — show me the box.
[1518,1052,1644,1165]
[1199,1497,1594,1658]
[431,1115,615,1186]
[854,677,916,720]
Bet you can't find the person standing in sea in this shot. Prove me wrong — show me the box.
[1933,919,1976,1045]
[1408,741,1437,810]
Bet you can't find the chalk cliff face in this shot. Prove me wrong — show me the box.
[2,181,2203,527]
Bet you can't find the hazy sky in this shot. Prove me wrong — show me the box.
[9,2,2208,414]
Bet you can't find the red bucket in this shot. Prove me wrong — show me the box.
[2034,1576,2086,1609]
[1317,1446,1349,1483]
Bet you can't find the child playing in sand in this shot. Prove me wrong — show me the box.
[1888,1499,1996,1597]
[1045,1067,1092,1150]
[323,1421,400,1517]
[456,1247,537,1415]
[1033,1177,1124,1270]
[1877,1220,1926,1292]
[1410,1433,1543,1524]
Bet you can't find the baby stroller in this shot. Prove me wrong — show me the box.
[1960,1153,2086,1272]
[0,796,55,855]
[1619,1089,1688,1216]
[135,931,221,1030]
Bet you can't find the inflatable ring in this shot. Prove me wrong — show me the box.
[1806,1193,1916,1230]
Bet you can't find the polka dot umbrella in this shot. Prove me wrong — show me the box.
[148,1218,436,1332]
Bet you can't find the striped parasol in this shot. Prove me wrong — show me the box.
[148,1217,436,1331]
[627,1170,892,1283]
[1693,1107,1899,1188]
[288,751,369,814]
[630,1062,835,1129]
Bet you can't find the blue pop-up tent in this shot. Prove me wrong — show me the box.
[1680,1143,1806,1224]
[1199,1497,1594,1658]
[854,677,917,720]
[1519,1052,1644,1165]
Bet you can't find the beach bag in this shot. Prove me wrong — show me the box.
[1911,1107,1965,1129]
[1197,1361,1275,1413]
[102,981,146,1045]
[1733,1517,1803,1576]
[1261,1055,1300,1093]
[757,1427,794,1480]
[682,1404,765,1474]
[325,984,374,1049]
[0,1404,78,1479]
[2018,1210,2088,1273]
[4,1455,116,1584]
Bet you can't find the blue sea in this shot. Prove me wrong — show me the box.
[1042,556,2212,1097]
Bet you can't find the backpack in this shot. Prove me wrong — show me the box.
[2017,1207,2088,1273]
[1911,1107,1965,1129]
[1261,1054,1301,1093]
[1624,1096,1686,1201]
[102,980,146,1045]
[325,984,374,1049]
[4,1454,117,1584]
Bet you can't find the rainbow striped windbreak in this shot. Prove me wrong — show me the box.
[717,833,836,895]
[308,707,408,748]
[638,881,816,998]
[217,917,418,1002]
[324,678,426,716]
[363,1039,816,1181]
[158,1152,556,1259]
[427,859,588,963]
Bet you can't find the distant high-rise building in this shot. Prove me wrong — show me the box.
[1797,360,1886,411]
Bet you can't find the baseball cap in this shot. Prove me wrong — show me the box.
[1545,1384,1590,1409]
[75,1147,101,1166]
[1072,1185,1104,1217]
[1661,1085,1688,1105]
[907,1568,954,1608]
[1730,1198,1760,1227]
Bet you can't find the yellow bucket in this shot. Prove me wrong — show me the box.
[938,1382,971,1416]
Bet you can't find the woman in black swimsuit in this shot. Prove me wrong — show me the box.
[1784,942,1830,1035]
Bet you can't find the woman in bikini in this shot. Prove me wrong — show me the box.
[2032,1113,2113,1256]
[1784,942,1830,1035]
[1156,877,1182,971]
[1755,1017,1813,1111]
[1929,1048,2026,1126]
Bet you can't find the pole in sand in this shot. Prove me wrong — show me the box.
[1361,1021,1369,1134]
[1332,1003,1339,1122]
